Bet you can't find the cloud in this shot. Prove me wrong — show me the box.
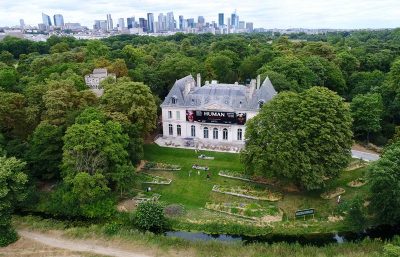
[1,0,400,28]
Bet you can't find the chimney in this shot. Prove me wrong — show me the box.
[197,73,201,87]
[256,75,261,89]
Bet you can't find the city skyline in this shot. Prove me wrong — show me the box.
[1,0,400,29]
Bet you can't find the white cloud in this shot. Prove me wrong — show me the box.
[1,0,400,28]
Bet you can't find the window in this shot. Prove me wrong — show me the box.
[177,125,181,136]
[258,100,265,109]
[223,128,228,140]
[168,111,172,119]
[168,124,173,136]
[237,129,243,141]
[213,128,218,140]
[203,127,209,139]
[191,125,196,137]
[176,111,180,120]
[171,97,177,104]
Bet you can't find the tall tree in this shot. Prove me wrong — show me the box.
[351,93,384,143]
[241,87,353,190]
[0,156,28,246]
[101,80,157,135]
[369,141,400,224]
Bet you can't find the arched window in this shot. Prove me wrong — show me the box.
[213,128,218,140]
[177,125,181,136]
[171,97,177,104]
[223,128,228,140]
[237,129,243,141]
[203,127,209,139]
[258,100,265,109]
[168,124,173,136]
[191,125,196,137]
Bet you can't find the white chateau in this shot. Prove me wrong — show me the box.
[158,74,277,152]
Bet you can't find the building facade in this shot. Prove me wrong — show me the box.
[160,74,277,150]
[53,14,64,27]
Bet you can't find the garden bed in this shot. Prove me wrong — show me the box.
[218,170,252,181]
[205,202,281,222]
[198,154,215,160]
[143,161,181,171]
[142,174,172,185]
[347,178,367,188]
[212,185,283,201]
[346,159,368,171]
[192,164,209,170]
[320,187,345,199]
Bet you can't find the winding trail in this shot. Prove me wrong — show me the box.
[18,230,152,257]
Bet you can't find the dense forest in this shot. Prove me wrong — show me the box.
[2,30,400,245]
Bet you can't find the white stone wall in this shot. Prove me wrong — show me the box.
[161,107,258,143]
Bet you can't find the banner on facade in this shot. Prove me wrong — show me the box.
[186,110,246,125]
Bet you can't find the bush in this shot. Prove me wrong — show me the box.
[132,202,169,232]
[0,226,18,247]
[345,197,366,230]
[103,222,122,236]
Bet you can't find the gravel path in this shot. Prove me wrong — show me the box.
[18,230,152,257]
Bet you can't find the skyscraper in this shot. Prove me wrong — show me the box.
[231,11,239,28]
[118,18,125,30]
[147,13,154,33]
[19,19,25,29]
[127,17,135,29]
[106,14,113,31]
[246,22,254,32]
[218,13,224,27]
[166,12,175,31]
[179,15,184,30]
[139,18,147,32]
[158,13,165,31]
[198,16,205,28]
[42,13,52,27]
[53,14,64,27]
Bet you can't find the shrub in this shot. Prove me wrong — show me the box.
[103,221,121,236]
[132,202,169,232]
[0,226,18,247]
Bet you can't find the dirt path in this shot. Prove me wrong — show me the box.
[18,230,152,257]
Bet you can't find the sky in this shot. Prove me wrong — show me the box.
[0,0,400,29]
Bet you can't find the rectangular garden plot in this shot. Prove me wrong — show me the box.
[142,174,172,185]
[144,161,181,171]
[205,202,282,222]
[212,185,283,201]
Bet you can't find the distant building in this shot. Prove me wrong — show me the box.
[147,13,154,33]
[239,21,245,30]
[160,74,277,150]
[218,13,224,27]
[246,22,253,32]
[158,13,166,31]
[64,23,81,30]
[166,12,175,31]
[198,16,205,28]
[179,15,184,30]
[53,14,64,27]
[127,17,135,29]
[231,12,238,28]
[19,19,25,29]
[118,18,125,30]
[139,18,147,32]
[42,13,52,28]
[106,14,113,31]
[85,68,116,89]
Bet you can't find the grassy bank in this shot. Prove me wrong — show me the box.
[139,144,370,235]
[13,215,385,257]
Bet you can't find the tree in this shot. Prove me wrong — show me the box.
[133,202,168,232]
[0,156,28,246]
[0,91,26,138]
[335,52,360,79]
[62,120,130,178]
[49,42,70,54]
[241,87,353,190]
[351,93,383,143]
[0,65,18,91]
[85,40,110,59]
[369,141,400,224]
[205,53,235,83]
[0,51,14,66]
[101,81,157,135]
[258,56,317,92]
[27,121,63,180]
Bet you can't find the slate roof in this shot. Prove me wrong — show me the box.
[161,75,277,111]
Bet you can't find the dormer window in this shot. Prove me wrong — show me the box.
[171,97,177,104]
[258,100,265,109]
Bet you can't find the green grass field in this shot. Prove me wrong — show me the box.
[139,144,369,233]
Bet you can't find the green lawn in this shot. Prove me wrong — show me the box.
[139,144,370,233]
